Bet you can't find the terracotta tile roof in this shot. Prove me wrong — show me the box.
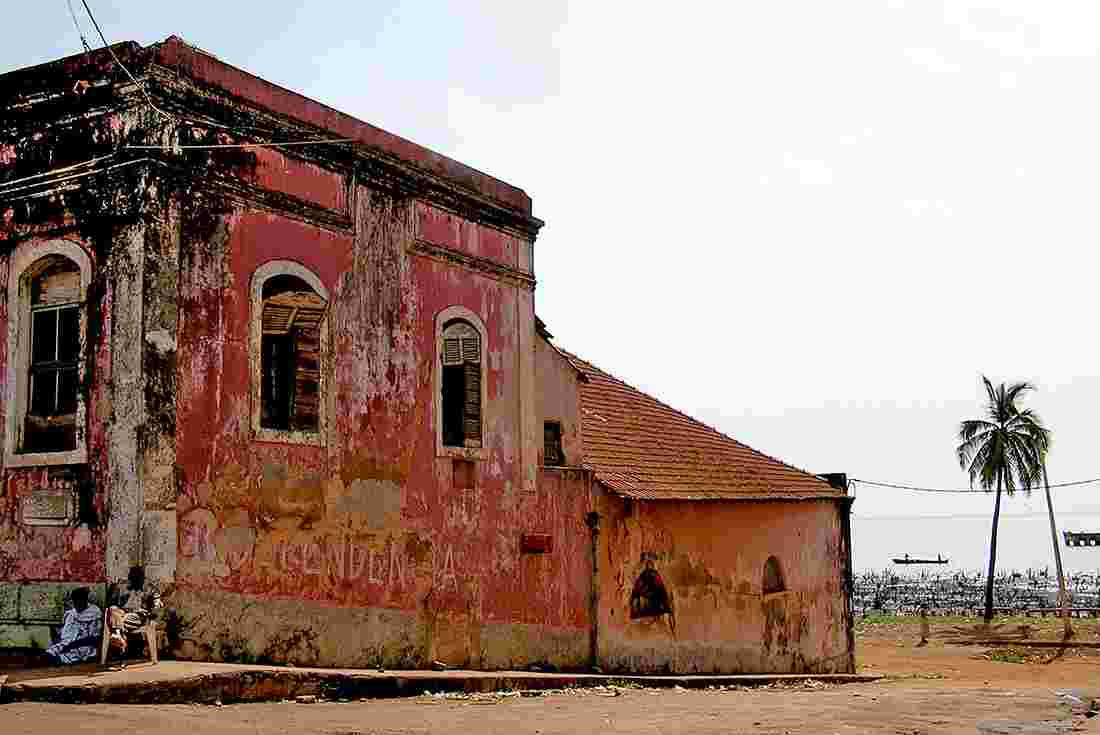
[560,351,845,501]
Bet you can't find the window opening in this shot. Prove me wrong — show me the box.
[630,561,672,618]
[440,320,481,448]
[259,274,325,432]
[24,259,81,453]
[763,556,786,594]
[544,421,564,466]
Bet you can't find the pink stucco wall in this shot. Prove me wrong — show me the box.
[597,494,852,674]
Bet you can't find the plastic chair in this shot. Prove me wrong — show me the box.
[99,608,158,665]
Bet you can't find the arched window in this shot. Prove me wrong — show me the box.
[440,319,481,448]
[250,261,328,444]
[763,556,786,594]
[5,239,92,467]
[25,258,81,451]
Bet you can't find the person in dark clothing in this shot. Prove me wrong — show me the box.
[105,567,162,656]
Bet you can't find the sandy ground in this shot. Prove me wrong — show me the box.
[2,616,1100,734]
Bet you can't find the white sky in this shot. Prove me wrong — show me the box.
[5,1,1100,524]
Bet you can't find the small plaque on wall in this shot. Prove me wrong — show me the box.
[520,533,553,554]
[21,469,74,526]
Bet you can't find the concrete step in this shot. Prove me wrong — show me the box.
[0,661,882,705]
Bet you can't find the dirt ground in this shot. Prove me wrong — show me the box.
[3,616,1100,734]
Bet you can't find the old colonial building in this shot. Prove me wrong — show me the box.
[0,38,854,673]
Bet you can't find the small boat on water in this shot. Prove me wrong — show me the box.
[892,553,949,565]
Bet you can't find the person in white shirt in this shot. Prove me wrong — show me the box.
[44,587,102,665]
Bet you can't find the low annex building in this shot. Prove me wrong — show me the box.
[0,37,854,673]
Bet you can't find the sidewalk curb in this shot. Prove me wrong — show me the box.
[0,668,882,705]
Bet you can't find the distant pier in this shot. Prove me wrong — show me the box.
[1064,531,1100,548]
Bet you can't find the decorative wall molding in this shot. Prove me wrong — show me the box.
[411,238,536,291]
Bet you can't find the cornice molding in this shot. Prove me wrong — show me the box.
[410,238,536,291]
[147,66,543,241]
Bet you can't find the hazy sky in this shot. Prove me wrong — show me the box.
[5,1,1100,530]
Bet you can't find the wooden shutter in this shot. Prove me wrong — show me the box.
[291,324,321,431]
[442,321,482,445]
[461,335,480,363]
[463,361,481,444]
[260,287,326,432]
[442,337,462,366]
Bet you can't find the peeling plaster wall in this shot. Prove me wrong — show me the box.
[418,203,525,270]
[105,222,146,582]
[167,184,589,669]
[0,41,851,673]
[0,42,585,666]
[0,73,164,597]
[534,337,583,467]
[597,493,853,674]
[0,238,110,584]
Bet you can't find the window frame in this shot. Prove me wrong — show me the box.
[4,239,92,468]
[434,306,487,460]
[249,260,329,446]
[543,420,564,466]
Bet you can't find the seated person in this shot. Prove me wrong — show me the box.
[105,566,162,657]
[44,587,102,665]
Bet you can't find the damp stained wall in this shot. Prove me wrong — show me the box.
[0,102,149,590]
[169,168,590,668]
[534,335,584,467]
[0,37,589,667]
[0,37,855,673]
[597,493,854,674]
[0,99,162,645]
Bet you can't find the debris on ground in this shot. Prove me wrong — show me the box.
[1054,689,1099,718]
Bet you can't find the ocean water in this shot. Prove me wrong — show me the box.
[852,512,1100,575]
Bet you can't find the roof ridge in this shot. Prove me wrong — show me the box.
[559,348,828,487]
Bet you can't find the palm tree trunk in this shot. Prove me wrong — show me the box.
[1042,466,1072,639]
[984,471,1004,624]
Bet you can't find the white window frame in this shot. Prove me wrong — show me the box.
[4,239,92,468]
[249,259,329,446]
[434,306,488,460]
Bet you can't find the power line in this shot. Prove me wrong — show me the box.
[79,0,173,121]
[65,0,93,53]
[851,477,1100,494]
[70,6,349,151]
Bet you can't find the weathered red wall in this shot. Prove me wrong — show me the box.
[0,238,108,583]
[170,185,589,668]
[597,494,852,674]
[153,37,532,214]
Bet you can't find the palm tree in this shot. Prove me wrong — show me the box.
[1041,466,1073,639]
[956,376,1050,624]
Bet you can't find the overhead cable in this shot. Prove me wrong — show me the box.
[851,477,1100,494]
[79,0,174,121]
[65,0,93,53]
